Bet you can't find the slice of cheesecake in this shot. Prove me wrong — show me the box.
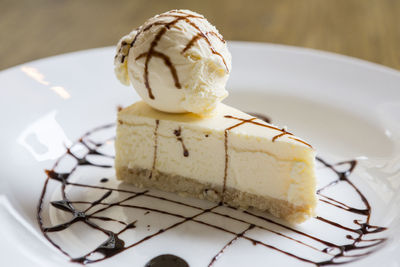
[115,101,316,223]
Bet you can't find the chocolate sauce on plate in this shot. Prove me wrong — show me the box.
[246,112,271,123]
[37,114,387,266]
[145,254,189,267]
[100,178,109,183]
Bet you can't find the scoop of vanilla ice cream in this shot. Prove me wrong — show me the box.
[114,9,231,115]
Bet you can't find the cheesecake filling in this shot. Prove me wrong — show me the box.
[115,102,317,217]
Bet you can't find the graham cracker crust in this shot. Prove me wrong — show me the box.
[116,166,312,223]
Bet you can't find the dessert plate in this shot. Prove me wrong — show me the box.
[0,42,399,267]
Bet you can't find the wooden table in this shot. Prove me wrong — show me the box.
[1,0,399,70]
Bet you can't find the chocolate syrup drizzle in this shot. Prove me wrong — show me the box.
[149,120,160,179]
[38,119,387,266]
[174,127,189,157]
[222,117,256,203]
[117,10,228,100]
[224,115,311,148]
[246,112,271,124]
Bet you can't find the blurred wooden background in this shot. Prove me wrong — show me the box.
[1,0,399,70]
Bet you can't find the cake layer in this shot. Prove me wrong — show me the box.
[115,101,317,222]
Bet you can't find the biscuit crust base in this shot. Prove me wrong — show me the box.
[116,166,313,223]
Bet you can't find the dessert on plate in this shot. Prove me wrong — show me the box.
[113,9,316,223]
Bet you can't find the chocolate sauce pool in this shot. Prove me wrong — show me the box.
[145,254,189,267]
[37,117,387,266]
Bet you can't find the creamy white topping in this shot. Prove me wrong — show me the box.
[114,9,231,115]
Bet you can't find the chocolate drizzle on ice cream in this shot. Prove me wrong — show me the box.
[116,10,229,101]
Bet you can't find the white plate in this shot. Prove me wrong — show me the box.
[0,42,399,267]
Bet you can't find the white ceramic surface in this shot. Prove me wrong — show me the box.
[0,42,399,267]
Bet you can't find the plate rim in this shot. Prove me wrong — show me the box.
[1,41,400,79]
[0,41,399,266]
